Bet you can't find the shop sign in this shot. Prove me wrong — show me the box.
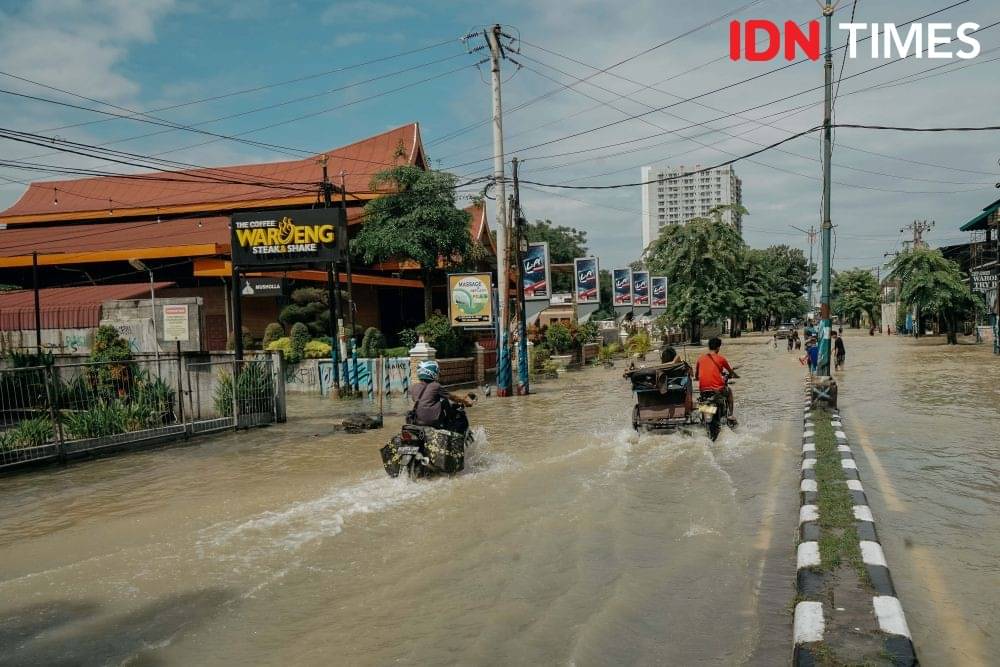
[574,257,600,304]
[231,208,342,267]
[632,271,650,306]
[613,268,632,305]
[448,273,494,327]
[522,242,551,300]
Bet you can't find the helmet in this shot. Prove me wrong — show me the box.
[417,360,440,382]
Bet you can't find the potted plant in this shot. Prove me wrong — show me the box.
[545,323,574,370]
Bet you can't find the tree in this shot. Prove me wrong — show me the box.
[354,166,471,319]
[887,247,982,343]
[591,269,615,320]
[524,219,588,292]
[643,206,744,343]
[832,268,880,329]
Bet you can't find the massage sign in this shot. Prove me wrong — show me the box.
[230,208,343,267]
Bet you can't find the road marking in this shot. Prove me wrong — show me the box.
[847,416,905,513]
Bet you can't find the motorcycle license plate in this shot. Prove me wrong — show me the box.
[698,404,718,415]
[397,446,420,455]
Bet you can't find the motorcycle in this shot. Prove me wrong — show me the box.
[696,370,735,442]
[626,360,696,433]
[380,400,475,479]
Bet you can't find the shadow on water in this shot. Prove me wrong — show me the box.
[0,588,235,667]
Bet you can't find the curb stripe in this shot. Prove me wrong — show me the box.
[793,601,825,644]
[873,596,912,638]
[853,505,874,522]
[799,505,819,524]
[846,479,864,491]
[860,540,888,567]
[800,479,817,493]
[797,541,820,569]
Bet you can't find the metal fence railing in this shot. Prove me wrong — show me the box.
[0,356,277,471]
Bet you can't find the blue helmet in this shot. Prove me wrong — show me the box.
[417,360,440,382]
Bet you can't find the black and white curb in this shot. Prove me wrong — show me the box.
[794,383,918,666]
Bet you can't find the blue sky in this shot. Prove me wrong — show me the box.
[1,0,998,272]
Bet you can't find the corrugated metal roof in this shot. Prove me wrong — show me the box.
[959,197,1000,232]
[0,124,424,221]
[0,283,173,331]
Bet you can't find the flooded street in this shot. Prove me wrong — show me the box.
[0,335,994,665]
[834,333,1000,667]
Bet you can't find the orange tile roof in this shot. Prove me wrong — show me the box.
[0,123,425,224]
[0,282,174,330]
[465,202,496,253]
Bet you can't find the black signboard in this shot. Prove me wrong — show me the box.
[240,277,285,297]
[231,208,343,267]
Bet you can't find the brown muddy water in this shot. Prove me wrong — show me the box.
[834,333,999,667]
[0,340,810,665]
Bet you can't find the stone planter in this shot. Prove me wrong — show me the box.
[549,354,573,371]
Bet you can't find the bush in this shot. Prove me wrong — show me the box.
[626,330,652,357]
[303,340,332,359]
[0,417,54,450]
[226,327,254,351]
[397,328,418,349]
[262,322,284,347]
[265,337,293,361]
[576,320,600,344]
[532,344,551,370]
[359,327,386,358]
[213,363,274,417]
[63,402,127,440]
[545,323,574,354]
[383,346,409,358]
[416,315,466,358]
[290,322,310,363]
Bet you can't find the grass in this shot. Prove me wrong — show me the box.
[811,407,869,584]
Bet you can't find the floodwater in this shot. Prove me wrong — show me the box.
[834,333,1000,667]
[0,336,881,665]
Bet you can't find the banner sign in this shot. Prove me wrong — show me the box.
[971,267,997,294]
[651,276,668,307]
[448,273,494,327]
[523,242,551,300]
[632,271,650,306]
[574,257,600,304]
[230,208,343,267]
[613,268,632,305]
[240,277,285,297]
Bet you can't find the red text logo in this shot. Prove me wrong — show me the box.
[729,20,820,61]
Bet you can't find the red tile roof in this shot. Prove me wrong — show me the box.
[0,283,174,330]
[465,202,496,253]
[0,123,425,222]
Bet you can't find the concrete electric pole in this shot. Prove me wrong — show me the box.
[818,2,835,376]
[486,24,512,396]
[791,224,818,311]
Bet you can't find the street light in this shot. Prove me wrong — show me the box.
[129,259,159,363]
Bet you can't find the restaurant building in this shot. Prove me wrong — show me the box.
[0,124,492,353]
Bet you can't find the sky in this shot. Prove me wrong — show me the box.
[0,0,997,273]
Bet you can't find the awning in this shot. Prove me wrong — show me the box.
[191,258,422,288]
[0,283,173,331]
[959,197,1000,232]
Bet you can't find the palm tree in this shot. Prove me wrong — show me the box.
[887,247,982,343]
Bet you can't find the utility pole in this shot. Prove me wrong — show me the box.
[791,224,817,311]
[512,157,529,395]
[486,24,512,396]
[902,219,934,248]
[319,155,341,397]
[817,2,835,376]
[340,170,358,393]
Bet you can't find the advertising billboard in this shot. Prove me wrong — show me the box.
[448,273,494,327]
[632,271,650,306]
[522,242,551,300]
[574,257,600,304]
[612,268,632,306]
[230,208,343,267]
[651,276,668,307]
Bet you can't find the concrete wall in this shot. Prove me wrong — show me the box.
[101,296,204,352]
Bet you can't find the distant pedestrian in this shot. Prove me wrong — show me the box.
[771,334,778,349]
[787,331,795,351]
[794,332,802,350]
[838,325,843,337]
[833,331,846,371]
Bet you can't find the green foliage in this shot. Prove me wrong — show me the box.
[643,206,746,340]
[545,322,574,354]
[887,247,983,342]
[524,219,588,292]
[290,322,310,363]
[531,344,551,374]
[415,314,467,358]
[590,269,615,320]
[226,327,254,351]
[626,330,652,357]
[213,363,274,417]
[7,350,54,368]
[262,322,284,347]
[265,336,293,360]
[279,288,330,339]
[303,340,332,359]
[359,327,387,358]
[0,417,53,451]
[397,328,418,349]
[576,320,600,344]
[734,245,810,329]
[383,346,409,358]
[63,401,128,440]
[354,166,472,317]
[832,268,881,327]
[87,325,137,401]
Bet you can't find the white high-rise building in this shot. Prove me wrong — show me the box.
[640,164,743,250]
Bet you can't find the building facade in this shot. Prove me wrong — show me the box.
[640,164,743,250]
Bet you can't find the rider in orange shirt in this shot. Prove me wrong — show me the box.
[695,337,739,426]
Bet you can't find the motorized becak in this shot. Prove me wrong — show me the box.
[626,360,734,441]
[380,404,473,479]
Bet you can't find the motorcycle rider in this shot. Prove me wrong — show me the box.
[409,360,475,433]
[694,337,739,426]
